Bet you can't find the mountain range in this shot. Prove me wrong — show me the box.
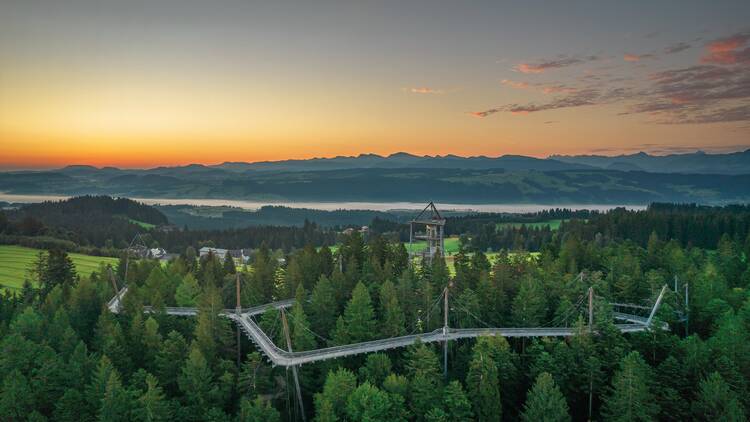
[1,150,750,205]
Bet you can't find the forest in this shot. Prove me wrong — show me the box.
[0,196,338,255]
[1,203,749,421]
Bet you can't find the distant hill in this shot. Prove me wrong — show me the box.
[19,195,168,227]
[2,150,750,205]
[212,152,594,173]
[551,149,750,175]
[2,196,169,248]
[2,167,750,205]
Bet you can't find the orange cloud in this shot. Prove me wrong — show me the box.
[409,87,443,94]
[500,79,529,89]
[516,63,546,74]
[624,54,641,62]
[701,32,750,64]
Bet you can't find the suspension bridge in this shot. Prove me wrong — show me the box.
[107,281,668,367]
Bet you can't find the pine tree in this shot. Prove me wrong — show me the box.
[238,352,274,398]
[379,279,406,337]
[155,330,188,396]
[134,374,172,422]
[466,338,501,422]
[692,372,746,421]
[332,281,377,344]
[239,397,281,422]
[602,351,658,422]
[310,275,338,337]
[290,284,316,351]
[252,243,277,302]
[194,283,232,363]
[358,353,392,386]
[41,249,77,298]
[222,252,236,275]
[443,380,474,422]
[0,369,33,419]
[346,382,395,422]
[511,276,547,327]
[521,372,570,422]
[405,342,443,421]
[175,274,200,307]
[86,355,117,415]
[314,368,357,420]
[178,344,216,417]
[99,371,134,422]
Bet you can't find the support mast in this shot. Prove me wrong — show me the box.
[281,308,306,422]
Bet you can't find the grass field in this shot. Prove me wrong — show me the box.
[0,245,118,291]
[404,236,461,254]
[128,218,156,229]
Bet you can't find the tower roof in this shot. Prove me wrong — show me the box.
[411,201,446,225]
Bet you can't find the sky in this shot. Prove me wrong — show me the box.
[1,0,749,169]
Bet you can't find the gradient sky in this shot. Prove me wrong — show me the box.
[1,0,749,169]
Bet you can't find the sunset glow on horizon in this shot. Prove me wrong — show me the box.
[2,1,749,169]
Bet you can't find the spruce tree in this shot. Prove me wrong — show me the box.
[175,274,200,307]
[309,275,338,337]
[405,342,443,422]
[290,284,316,351]
[178,344,216,417]
[380,279,406,337]
[332,281,377,344]
[99,371,134,422]
[466,338,502,422]
[239,397,281,422]
[521,372,570,422]
[134,374,172,422]
[692,372,746,421]
[602,351,658,422]
[222,252,236,275]
[0,369,33,419]
[443,380,474,422]
[314,368,357,420]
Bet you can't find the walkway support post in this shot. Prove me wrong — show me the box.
[236,272,241,368]
[645,285,668,327]
[587,286,594,422]
[685,282,689,336]
[588,287,593,331]
[443,285,449,379]
[281,308,306,422]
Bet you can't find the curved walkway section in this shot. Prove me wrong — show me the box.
[108,286,665,367]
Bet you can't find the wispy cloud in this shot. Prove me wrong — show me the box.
[624,53,656,62]
[501,79,576,94]
[515,55,599,74]
[500,79,529,89]
[664,42,692,54]
[473,30,750,125]
[471,89,600,117]
[408,87,444,94]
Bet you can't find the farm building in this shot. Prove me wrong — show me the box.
[199,247,250,264]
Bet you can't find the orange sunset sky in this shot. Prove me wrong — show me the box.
[1,1,749,169]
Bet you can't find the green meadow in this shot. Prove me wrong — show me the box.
[0,245,118,291]
[404,236,461,254]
